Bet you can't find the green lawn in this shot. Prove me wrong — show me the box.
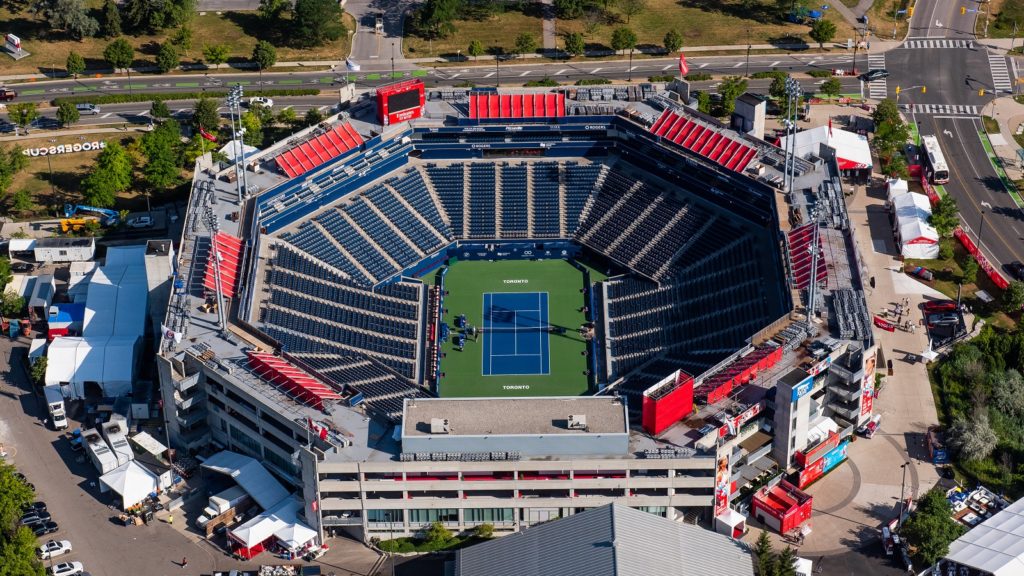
[427,259,592,398]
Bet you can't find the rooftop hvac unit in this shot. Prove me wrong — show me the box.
[567,414,587,430]
[430,418,450,434]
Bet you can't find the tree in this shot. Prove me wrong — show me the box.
[663,29,683,54]
[8,103,38,133]
[45,0,99,39]
[183,134,228,165]
[948,412,997,461]
[10,189,33,213]
[564,32,586,57]
[554,0,586,18]
[809,18,837,49]
[156,42,179,73]
[619,0,646,23]
[769,72,791,100]
[276,107,299,128]
[901,489,966,566]
[821,78,842,99]
[66,51,86,77]
[141,120,183,191]
[0,525,42,576]
[474,523,494,539]
[611,27,638,54]
[304,108,325,127]
[151,99,171,119]
[292,0,347,47]
[56,101,80,127]
[103,37,134,72]
[776,546,798,576]
[468,39,485,60]
[30,356,47,386]
[172,24,194,58]
[992,369,1024,417]
[514,32,538,58]
[873,98,901,126]
[252,40,277,72]
[203,44,230,69]
[718,76,749,116]
[425,521,453,546]
[192,97,221,131]
[122,0,196,32]
[100,0,122,37]
[753,530,777,576]
[81,141,133,207]
[0,291,25,316]
[1003,281,1024,312]
[0,147,29,195]
[697,91,712,114]
[929,196,959,238]
[259,0,289,22]
[241,110,263,147]
[0,257,11,292]
[417,0,461,39]
[962,256,979,285]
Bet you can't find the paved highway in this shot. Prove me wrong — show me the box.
[882,0,1024,274]
[3,51,872,104]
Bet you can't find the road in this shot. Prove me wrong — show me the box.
[3,51,874,103]
[882,0,1024,274]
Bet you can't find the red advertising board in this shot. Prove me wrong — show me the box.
[794,430,840,468]
[641,371,694,436]
[375,79,425,126]
[873,316,896,332]
[714,454,731,516]
[718,401,764,438]
[860,345,877,418]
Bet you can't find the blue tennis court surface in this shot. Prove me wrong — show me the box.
[482,292,550,376]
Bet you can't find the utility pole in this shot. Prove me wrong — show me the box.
[897,462,911,532]
[745,28,751,77]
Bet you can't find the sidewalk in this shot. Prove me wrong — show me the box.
[986,91,1024,194]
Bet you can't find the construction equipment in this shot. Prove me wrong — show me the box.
[63,203,120,226]
[60,218,97,233]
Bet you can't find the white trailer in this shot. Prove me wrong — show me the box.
[83,428,118,474]
[101,415,134,466]
[43,385,68,430]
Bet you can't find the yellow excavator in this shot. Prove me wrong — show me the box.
[60,217,97,233]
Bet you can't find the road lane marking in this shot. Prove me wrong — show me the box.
[770,61,780,66]
[519,71,531,76]
[556,69,567,75]
[483,72,495,78]
[590,67,602,74]
[662,64,673,70]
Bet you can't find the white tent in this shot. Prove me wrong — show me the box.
[946,497,1024,576]
[218,139,259,164]
[230,497,316,551]
[45,336,139,397]
[29,338,47,364]
[886,178,909,202]
[890,191,939,259]
[777,125,873,171]
[201,451,290,510]
[100,460,158,510]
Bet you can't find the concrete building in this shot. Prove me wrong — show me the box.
[33,237,95,263]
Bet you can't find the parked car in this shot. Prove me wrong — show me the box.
[11,262,35,273]
[927,312,960,328]
[0,88,16,101]
[23,501,47,514]
[37,539,72,560]
[74,103,100,115]
[47,561,83,576]
[127,216,153,228]
[1008,261,1024,281]
[248,97,273,109]
[33,521,59,537]
[861,69,889,81]
[20,511,52,526]
[923,300,959,313]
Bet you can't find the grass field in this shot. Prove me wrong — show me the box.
[1,5,355,76]
[427,259,592,398]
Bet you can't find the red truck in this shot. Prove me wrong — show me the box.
[0,88,16,102]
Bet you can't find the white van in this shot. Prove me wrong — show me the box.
[75,103,101,115]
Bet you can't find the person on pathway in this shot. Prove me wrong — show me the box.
[182,557,188,568]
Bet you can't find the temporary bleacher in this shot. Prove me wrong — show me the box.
[691,344,783,405]
[203,232,243,298]
[649,109,757,173]
[787,223,828,291]
[275,123,365,178]
[468,92,566,120]
[247,351,343,411]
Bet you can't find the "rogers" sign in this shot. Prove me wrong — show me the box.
[22,141,107,156]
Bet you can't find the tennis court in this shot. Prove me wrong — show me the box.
[482,292,551,376]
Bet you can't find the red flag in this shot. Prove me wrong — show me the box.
[311,500,318,512]
[678,52,689,76]
[828,117,833,137]
[199,125,217,142]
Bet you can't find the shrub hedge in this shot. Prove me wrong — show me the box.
[52,89,320,106]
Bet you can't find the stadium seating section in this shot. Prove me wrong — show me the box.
[275,123,364,178]
[649,109,757,173]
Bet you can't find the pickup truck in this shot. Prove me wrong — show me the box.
[0,88,16,102]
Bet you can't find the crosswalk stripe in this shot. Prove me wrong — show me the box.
[988,54,1012,93]
[908,104,978,116]
[903,39,973,49]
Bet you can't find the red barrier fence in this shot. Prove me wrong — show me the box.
[918,175,941,207]
[953,226,1010,290]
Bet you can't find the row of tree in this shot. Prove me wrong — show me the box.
[752,531,799,576]
[63,37,278,77]
[0,462,40,575]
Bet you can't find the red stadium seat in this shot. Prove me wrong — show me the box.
[512,94,523,117]
[683,126,705,148]
[708,136,730,162]
[717,141,740,166]
[699,132,722,157]
[500,95,511,117]
[665,116,687,141]
[651,110,671,134]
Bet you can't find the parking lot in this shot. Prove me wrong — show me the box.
[0,335,379,576]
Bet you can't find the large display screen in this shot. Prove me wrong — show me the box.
[388,89,421,114]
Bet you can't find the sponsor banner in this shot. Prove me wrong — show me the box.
[873,316,896,332]
[452,241,580,262]
[718,401,764,438]
[5,33,21,51]
[860,346,878,417]
[22,141,106,156]
[799,431,840,467]
[790,374,815,402]
[807,356,832,377]
[798,441,849,488]
[714,453,731,516]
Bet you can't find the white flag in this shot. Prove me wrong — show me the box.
[161,324,183,344]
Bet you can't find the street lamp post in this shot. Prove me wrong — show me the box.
[496,52,501,88]
[897,461,911,532]
[391,41,396,80]
[978,200,994,250]
[745,28,751,78]
[46,139,56,200]
[628,48,633,81]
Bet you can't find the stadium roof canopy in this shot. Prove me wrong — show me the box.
[778,125,872,171]
[946,497,1024,576]
[454,503,754,576]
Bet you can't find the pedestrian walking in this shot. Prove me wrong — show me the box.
[168,514,174,525]
[181,557,188,568]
